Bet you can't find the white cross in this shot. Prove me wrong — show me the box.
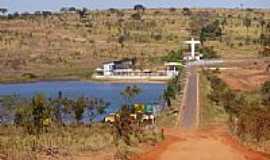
[185,38,200,60]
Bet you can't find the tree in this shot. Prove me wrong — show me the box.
[220,18,227,29]
[72,96,87,123]
[200,20,222,42]
[68,7,77,12]
[77,8,88,19]
[259,34,270,46]
[163,84,176,107]
[0,8,8,15]
[31,94,52,134]
[162,49,183,62]
[42,11,52,17]
[14,94,52,134]
[121,85,141,105]
[182,7,192,16]
[261,81,270,106]
[163,75,181,107]
[134,4,145,12]
[243,17,251,41]
[60,7,68,12]
[200,30,207,46]
[259,18,266,33]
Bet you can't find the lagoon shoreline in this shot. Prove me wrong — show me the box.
[0,76,167,85]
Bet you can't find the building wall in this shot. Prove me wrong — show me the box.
[103,63,114,76]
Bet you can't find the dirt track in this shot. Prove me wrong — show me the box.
[137,59,270,160]
[136,126,270,160]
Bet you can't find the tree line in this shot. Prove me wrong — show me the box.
[204,70,270,143]
[0,92,109,134]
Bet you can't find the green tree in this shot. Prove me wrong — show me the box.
[162,49,183,62]
[121,85,141,105]
[72,97,87,123]
[163,75,180,107]
[163,84,176,107]
[13,94,52,134]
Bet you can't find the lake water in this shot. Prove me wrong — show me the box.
[0,81,166,121]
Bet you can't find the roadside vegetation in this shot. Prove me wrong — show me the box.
[200,69,270,153]
[157,65,186,128]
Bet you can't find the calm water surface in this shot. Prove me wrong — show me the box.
[0,81,166,121]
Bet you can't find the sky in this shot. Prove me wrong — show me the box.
[1,0,270,13]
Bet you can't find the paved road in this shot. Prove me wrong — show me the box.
[181,66,199,129]
[180,58,270,129]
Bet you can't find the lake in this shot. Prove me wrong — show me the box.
[0,81,166,121]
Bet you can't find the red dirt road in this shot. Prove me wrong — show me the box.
[136,126,270,160]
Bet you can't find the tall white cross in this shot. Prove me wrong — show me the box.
[185,38,200,60]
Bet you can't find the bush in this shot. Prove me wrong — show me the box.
[131,13,142,20]
[162,49,183,62]
[205,71,270,143]
[259,47,270,57]
[261,81,270,106]
[199,46,220,59]
[163,74,181,107]
[182,7,192,16]
[200,20,222,42]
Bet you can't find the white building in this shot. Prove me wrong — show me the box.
[94,59,182,80]
[96,59,135,76]
[165,62,182,77]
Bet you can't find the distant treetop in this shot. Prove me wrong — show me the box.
[134,4,146,11]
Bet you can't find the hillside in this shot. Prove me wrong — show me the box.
[0,8,270,82]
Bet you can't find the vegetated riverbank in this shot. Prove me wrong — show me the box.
[0,92,162,160]
[199,69,270,154]
[0,73,168,85]
[0,74,181,160]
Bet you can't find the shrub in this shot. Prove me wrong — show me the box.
[200,20,222,41]
[205,71,270,143]
[261,81,270,106]
[131,13,141,20]
[182,7,192,16]
[199,46,220,59]
[162,49,183,62]
[258,47,270,57]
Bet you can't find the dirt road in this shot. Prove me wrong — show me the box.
[137,126,269,160]
[137,59,270,160]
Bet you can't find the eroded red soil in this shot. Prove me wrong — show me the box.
[135,125,270,160]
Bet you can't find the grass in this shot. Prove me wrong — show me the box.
[0,109,165,160]
[0,8,269,83]
[0,124,115,160]
[199,71,228,127]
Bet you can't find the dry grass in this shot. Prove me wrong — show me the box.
[0,8,269,82]
[0,124,115,160]
[217,61,270,91]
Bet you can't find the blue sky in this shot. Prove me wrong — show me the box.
[1,0,270,13]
